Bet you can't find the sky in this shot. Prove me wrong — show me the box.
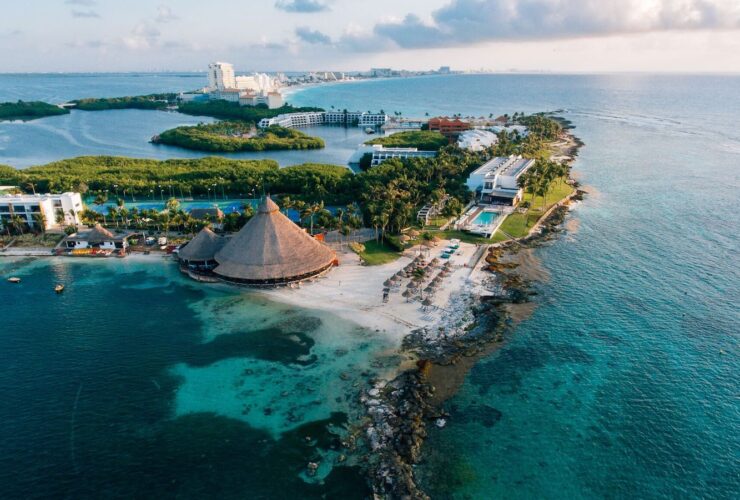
[1,0,739,73]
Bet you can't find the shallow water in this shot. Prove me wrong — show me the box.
[0,257,394,498]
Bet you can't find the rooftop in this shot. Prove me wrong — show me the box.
[471,155,535,179]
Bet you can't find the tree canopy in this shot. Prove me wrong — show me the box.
[154,123,324,152]
[72,93,178,111]
[365,130,449,151]
[177,100,323,124]
[0,101,70,121]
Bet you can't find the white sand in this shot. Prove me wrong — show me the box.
[260,240,489,340]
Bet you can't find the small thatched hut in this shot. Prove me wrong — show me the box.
[213,197,336,286]
[178,227,227,271]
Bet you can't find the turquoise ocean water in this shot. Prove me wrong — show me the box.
[0,73,739,498]
[293,74,740,498]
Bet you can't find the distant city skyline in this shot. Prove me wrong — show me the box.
[1,0,739,73]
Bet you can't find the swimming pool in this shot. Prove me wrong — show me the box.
[472,210,498,225]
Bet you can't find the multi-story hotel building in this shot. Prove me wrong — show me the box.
[0,192,83,231]
[258,112,325,128]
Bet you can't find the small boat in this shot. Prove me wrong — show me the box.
[54,284,65,294]
[7,277,21,283]
[364,127,376,134]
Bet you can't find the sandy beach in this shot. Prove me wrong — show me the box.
[259,240,489,341]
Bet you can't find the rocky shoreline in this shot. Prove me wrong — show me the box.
[361,130,585,499]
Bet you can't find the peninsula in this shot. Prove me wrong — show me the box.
[0,101,70,121]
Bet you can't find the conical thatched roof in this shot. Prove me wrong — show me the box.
[179,227,226,262]
[214,197,335,283]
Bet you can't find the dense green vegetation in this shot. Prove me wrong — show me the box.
[0,156,353,202]
[0,101,69,121]
[1,113,568,241]
[177,100,323,124]
[365,130,449,151]
[72,93,178,111]
[518,114,563,141]
[154,123,324,152]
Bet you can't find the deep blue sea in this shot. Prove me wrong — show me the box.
[1,73,739,498]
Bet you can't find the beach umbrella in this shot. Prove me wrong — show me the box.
[422,298,433,307]
[383,279,392,287]
[407,281,418,289]
[399,235,411,243]
[402,289,412,301]
[383,287,391,294]
[424,286,434,294]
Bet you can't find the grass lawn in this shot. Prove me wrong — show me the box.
[493,178,574,239]
[424,215,452,229]
[428,230,491,244]
[356,240,402,266]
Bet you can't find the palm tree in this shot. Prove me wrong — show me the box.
[32,213,47,234]
[11,214,26,235]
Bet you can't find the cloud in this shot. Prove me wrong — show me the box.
[66,39,108,49]
[123,23,161,50]
[71,9,100,18]
[65,0,96,5]
[275,0,330,13]
[155,5,179,23]
[295,26,332,44]
[368,0,740,49]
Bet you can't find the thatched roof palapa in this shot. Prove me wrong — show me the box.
[178,227,226,262]
[214,197,335,285]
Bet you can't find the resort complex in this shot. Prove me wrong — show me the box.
[179,197,337,286]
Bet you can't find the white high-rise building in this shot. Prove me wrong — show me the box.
[208,62,236,91]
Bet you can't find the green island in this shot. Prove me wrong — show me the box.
[0,101,70,121]
[71,93,178,111]
[153,122,325,152]
[177,100,323,124]
[365,130,449,151]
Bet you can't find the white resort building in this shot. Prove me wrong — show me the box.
[207,62,284,109]
[324,111,389,127]
[348,144,438,168]
[259,111,389,129]
[466,155,536,205]
[258,111,325,128]
[457,129,499,151]
[0,192,83,231]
